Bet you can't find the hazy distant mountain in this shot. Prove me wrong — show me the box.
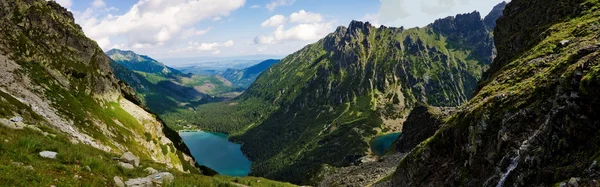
[221,59,280,88]
[107,49,182,74]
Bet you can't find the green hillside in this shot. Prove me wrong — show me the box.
[192,8,503,184]
[0,0,295,186]
[391,0,600,186]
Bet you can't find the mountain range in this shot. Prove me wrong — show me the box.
[190,3,505,184]
[2,0,599,186]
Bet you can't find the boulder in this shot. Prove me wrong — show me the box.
[118,162,135,170]
[149,172,174,185]
[113,176,125,187]
[568,177,580,187]
[125,177,153,187]
[39,151,57,159]
[144,167,158,174]
[120,152,140,167]
[9,116,22,122]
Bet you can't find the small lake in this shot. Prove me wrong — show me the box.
[370,132,402,156]
[179,131,251,176]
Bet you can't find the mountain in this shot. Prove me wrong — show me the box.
[191,6,503,184]
[0,0,294,186]
[222,59,280,88]
[483,1,507,30]
[107,49,181,74]
[389,0,600,186]
[107,50,246,130]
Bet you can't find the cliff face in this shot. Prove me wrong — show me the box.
[222,9,501,184]
[393,106,453,154]
[391,0,600,186]
[0,0,197,173]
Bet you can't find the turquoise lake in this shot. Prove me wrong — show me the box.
[371,132,402,156]
[179,131,251,176]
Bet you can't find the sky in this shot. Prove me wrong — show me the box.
[51,0,506,62]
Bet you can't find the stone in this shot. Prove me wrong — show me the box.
[10,162,24,166]
[144,167,158,174]
[74,175,82,179]
[125,177,153,187]
[149,172,174,185]
[85,165,92,172]
[118,162,135,170]
[9,116,22,122]
[568,177,580,187]
[560,40,570,47]
[120,152,140,167]
[24,165,34,170]
[39,151,57,159]
[113,176,125,187]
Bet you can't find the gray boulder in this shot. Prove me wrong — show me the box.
[9,116,23,122]
[120,152,140,167]
[113,176,125,187]
[118,162,135,170]
[125,177,153,187]
[144,167,158,174]
[149,172,174,185]
[39,151,57,159]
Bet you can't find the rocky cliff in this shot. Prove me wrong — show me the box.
[390,0,600,186]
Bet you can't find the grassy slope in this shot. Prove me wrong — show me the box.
[392,0,600,185]
[192,14,494,184]
[0,0,296,186]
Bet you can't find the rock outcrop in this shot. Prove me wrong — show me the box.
[393,106,453,153]
[390,0,600,186]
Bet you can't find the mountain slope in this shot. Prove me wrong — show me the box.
[107,49,181,74]
[0,0,295,186]
[107,50,245,130]
[390,0,600,186]
[191,8,503,184]
[222,59,280,88]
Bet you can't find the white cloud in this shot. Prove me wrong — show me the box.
[261,15,286,27]
[375,0,506,28]
[80,0,245,50]
[96,37,111,50]
[290,10,323,23]
[359,13,381,26]
[181,27,214,39]
[213,17,222,21]
[255,10,333,45]
[254,22,334,44]
[223,40,235,47]
[92,0,105,8]
[168,40,235,54]
[250,5,261,8]
[50,0,72,9]
[265,0,295,12]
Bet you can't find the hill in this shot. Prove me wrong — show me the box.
[389,0,600,186]
[0,0,295,186]
[222,59,280,88]
[191,5,504,184]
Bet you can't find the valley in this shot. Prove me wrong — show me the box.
[1,0,599,186]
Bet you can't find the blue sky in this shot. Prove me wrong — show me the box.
[52,0,505,62]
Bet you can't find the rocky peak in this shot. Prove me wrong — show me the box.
[484,1,507,29]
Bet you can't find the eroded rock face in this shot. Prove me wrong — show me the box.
[393,106,454,153]
[391,0,600,186]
